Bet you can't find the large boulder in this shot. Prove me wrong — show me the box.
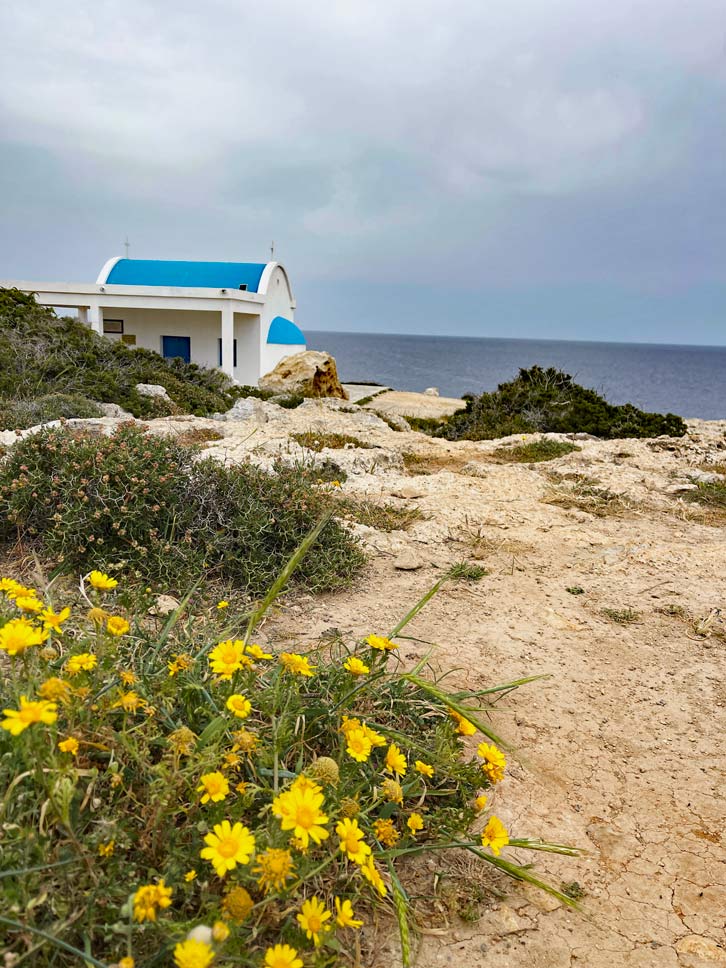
[259,351,348,400]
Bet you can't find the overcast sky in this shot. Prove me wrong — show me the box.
[1,0,726,344]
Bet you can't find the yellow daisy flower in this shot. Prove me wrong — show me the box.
[271,776,329,848]
[197,771,230,804]
[358,856,387,896]
[119,670,137,685]
[212,920,229,942]
[474,794,488,812]
[296,895,332,947]
[208,639,247,679]
[2,696,57,736]
[40,606,71,631]
[225,694,251,719]
[98,840,115,857]
[414,760,434,778]
[184,869,197,882]
[279,652,316,677]
[253,847,296,894]
[64,652,97,676]
[407,812,424,835]
[0,617,49,656]
[132,880,173,922]
[216,600,229,609]
[345,727,372,762]
[246,643,273,660]
[58,736,79,756]
[200,820,255,877]
[107,616,130,636]
[88,570,118,590]
[365,633,398,651]
[173,938,214,968]
[336,817,371,864]
[481,815,509,856]
[263,944,303,968]
[39,677,72,703]
[449,708,477,736]
[335,897,364,929]
[343,656,370,675]
[373,818,400,847]
[14,595,43,614]
[477,742,507,784]
[168,653,193,676]
[384,742,407,777]
[112,691,142,713]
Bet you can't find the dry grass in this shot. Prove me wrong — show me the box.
[542,478,633,518]
[491,439,581,463]
[292,431,375,452]
[175,426,224,446]
[601,607,641,625]
[337,496,426,532]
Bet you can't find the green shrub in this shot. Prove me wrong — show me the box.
[292,431,374,452]
[421,366,686,441]
[0,393,103,430]
[492,439,580,463]
[0,425,364,595]
[0,289,238,417]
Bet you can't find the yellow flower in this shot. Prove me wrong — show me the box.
[173,938,214,968]
[474,794,488,812]
[336,817,371,864]
[185,869,197,882]
[296,895,332,947]
[279,652,315,677]
[235,780,247,794]
[197,772,230,804]
[88,570,118,590]
[384,743,407,777]
[271,776,329,848]
[65,652,97,676]
[118,958,135,968]
[200,820,255,877]
[58,736,79,756]
[168,726,196,755]
[481,815,509,856]
[380,778,404,804]
[223,751,242,769]
[119,670,137,685]
[358,856,387,896]
[112,691,142,713]
[407,813,424,835]
[168,653,193,677]
[221,886,253,923]
[107,616,130,636]
[340,716,386,747]
[414,760,434,778]
[208,640,247,679]
[477,742,507,784]
[0,577,27,598]
[15,595,43,613]
[246,643,273,660]
[87,607,110,625]
[335,897,363,929]
[225,694,251,719]
[343,656,370,675]
[98,840,115,857]
[40,606,71,631]
[216,600,229,609]
[2,696,57,736]
[345,727,372,763]
[40,677,72,703]
[212,920,229,943]
[365,633,398,651]
[0,617,49,656]
[449,709,476,736]
[263,944,303,968]
[133,880,173,922]
[373,818,400,847]
[253,847,295,893]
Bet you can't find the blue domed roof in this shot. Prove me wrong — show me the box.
[104,259,268,292]
[267,316,305,345]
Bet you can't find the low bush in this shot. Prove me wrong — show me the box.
[0,563,578,968]
[0,289,240,418]
[491,439,580,463]
[292,432,374,452]
[0,425,363,595]
[0,393,103,430]
[418,366,686,441]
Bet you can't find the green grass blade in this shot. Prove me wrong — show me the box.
[0,916,111,968]
[386,859,413,968]
[448,674,551,698]
[387,578,445,638]
[508,837,581,856]
[244,512,333,643]
[463,846,581,909]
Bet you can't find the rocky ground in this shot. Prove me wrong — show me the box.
[4,396,724,967]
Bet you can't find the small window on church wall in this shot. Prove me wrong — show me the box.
[239,284,247,291]
[103,319,123,334]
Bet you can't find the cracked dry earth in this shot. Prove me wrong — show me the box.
[86,402,726,967]
[208,404,724,968]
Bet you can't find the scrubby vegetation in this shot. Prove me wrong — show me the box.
[0,425,363,595]
[291,431,374,452]
[0,393,103,430]
[0,289,240,419]
[0,559,578,967]
[414,366,686,441]
[492,439,580,463]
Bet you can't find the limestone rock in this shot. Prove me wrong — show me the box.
[393,549,425,570]
[260,351,348,400]
[149,594,181,616]
[390,483,426,499]
[136,383,171,401]
[97,402,133,418]
[423,387,440,396]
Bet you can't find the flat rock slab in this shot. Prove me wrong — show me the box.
[342,384,390,403]
[363,389,465,420]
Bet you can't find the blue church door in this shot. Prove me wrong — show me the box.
[161,335,191,363]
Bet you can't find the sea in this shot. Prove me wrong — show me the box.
[306,331,726,420]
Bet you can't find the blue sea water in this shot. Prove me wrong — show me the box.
[306,331,726,420]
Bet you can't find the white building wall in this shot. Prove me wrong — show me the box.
[99,306,261,381]
[258,265,305,379]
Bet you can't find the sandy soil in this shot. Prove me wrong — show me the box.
[12,398,724,967]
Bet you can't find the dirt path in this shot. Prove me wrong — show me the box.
[238,411,726,968]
